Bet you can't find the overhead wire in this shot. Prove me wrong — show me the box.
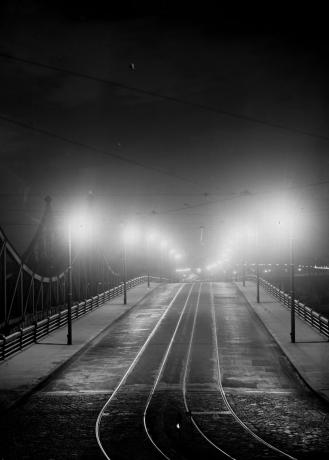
[1,52,329,142]
[1,51,329,218]
[0,113,203,189]
[156,180,329,214]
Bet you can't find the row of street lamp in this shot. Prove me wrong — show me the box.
[67,221,183,344]
[205,214,297,343]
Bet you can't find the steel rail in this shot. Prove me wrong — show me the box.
[182,282,235,459]
[95,283,186,460]
[142,283,195,459]
[209,282,298,460]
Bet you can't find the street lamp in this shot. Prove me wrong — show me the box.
[160,239,168,282]
[268,199,298,343]
[122,225,140,304]
[146,232,157,288]
[256,260,260,303]
[289,220,296,343]
[66,214,91,345]
[121,237,127,305]
[276,217,296,343]
[255,224,260,303]
[67,223,73,345]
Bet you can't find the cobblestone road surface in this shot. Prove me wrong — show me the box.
[1,282,329,459]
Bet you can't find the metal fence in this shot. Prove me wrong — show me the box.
[0,275,161,360]
[256,277,329,339]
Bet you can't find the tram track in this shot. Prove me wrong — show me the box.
[96,282,300,459]
[95,282,189,459]
[181,281,298,459]
[209,282,296,459]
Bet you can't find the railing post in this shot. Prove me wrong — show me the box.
[33,320,38,343]
[3,243,7,327]
[0,334,6,360]
[19,327,23,350]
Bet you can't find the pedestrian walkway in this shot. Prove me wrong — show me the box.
[236,281,329,404]
[0,282,159,411]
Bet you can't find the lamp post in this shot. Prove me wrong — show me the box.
[147,242,150,288]
[67,223,73,345]
[290,221,295,343]
[123,239,127,305]
[276,210,296,343]
[169,249,176,283]
[256,262,260,303]
[122,224,140,304]
[241,231,246,287]
[256,223,260,303]
[160,240,168,282]
[146,232,156,288]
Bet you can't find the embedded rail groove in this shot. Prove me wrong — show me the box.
[96,281,298,459]
[208,282,297,459]
[143,283,196,459]
[147,281,297,459]
[95,283,186,460]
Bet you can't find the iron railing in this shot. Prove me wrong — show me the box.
[0,226,127,335]
[0,275,162,360]
[255,277,329,339]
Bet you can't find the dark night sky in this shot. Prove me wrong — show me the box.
[1,1,329,268]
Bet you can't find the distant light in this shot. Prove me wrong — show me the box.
[176,423,181,429]
[68,211,92,245]
[160,239,168,249]
[206,263,218,271]
[196,267,202,273]
[123,225,140,245]
[174,253,182,260]
[147,232,157,243]
[176,267,191,273]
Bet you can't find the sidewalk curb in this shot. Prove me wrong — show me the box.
[4,283,161,412]
[234,282,329,408]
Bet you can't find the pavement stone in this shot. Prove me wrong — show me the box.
[235,281,329,405]
[1,279,329,413]
[0,282,159,410]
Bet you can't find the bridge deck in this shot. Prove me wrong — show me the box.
[0,280,328,412]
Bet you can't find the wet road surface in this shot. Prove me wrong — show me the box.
[1,282,329,459]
